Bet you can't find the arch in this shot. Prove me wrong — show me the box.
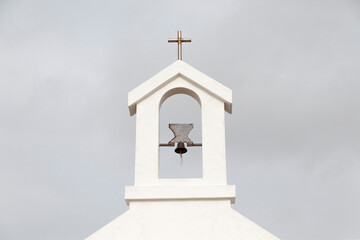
[159,87,201,109]
[159,87,202,178]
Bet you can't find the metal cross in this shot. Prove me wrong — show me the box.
[168,30,191,60]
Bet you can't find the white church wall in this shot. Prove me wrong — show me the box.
[86,60,280,240]
[86,199,279,240]
[134,75,227,186]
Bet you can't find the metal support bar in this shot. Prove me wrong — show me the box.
[159,143,202,147]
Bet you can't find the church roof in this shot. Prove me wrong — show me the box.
[128,60,232,116]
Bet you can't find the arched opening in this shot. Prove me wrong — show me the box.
[159,88,202,178]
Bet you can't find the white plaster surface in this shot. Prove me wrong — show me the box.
[132,73,229,186]
[86,61,280,239]
[86,200,279,240]
[124,185,236,204]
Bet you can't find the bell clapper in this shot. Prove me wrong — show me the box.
[180,153,183,166]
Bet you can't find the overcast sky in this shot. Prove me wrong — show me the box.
[1,0,360,239]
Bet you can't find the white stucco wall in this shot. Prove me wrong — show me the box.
[86,200,279,240]
[134,75,227,186]
[85,61,280,239]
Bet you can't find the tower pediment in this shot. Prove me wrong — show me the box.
[128,60,232,116]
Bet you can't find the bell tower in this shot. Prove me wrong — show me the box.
[86,31,280,240]
[125,59,235,204]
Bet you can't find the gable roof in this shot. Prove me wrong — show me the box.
[128,60,232,116]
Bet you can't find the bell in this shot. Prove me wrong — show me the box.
[174,142,187,155]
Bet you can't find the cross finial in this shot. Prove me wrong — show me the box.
[168,30,191,60]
